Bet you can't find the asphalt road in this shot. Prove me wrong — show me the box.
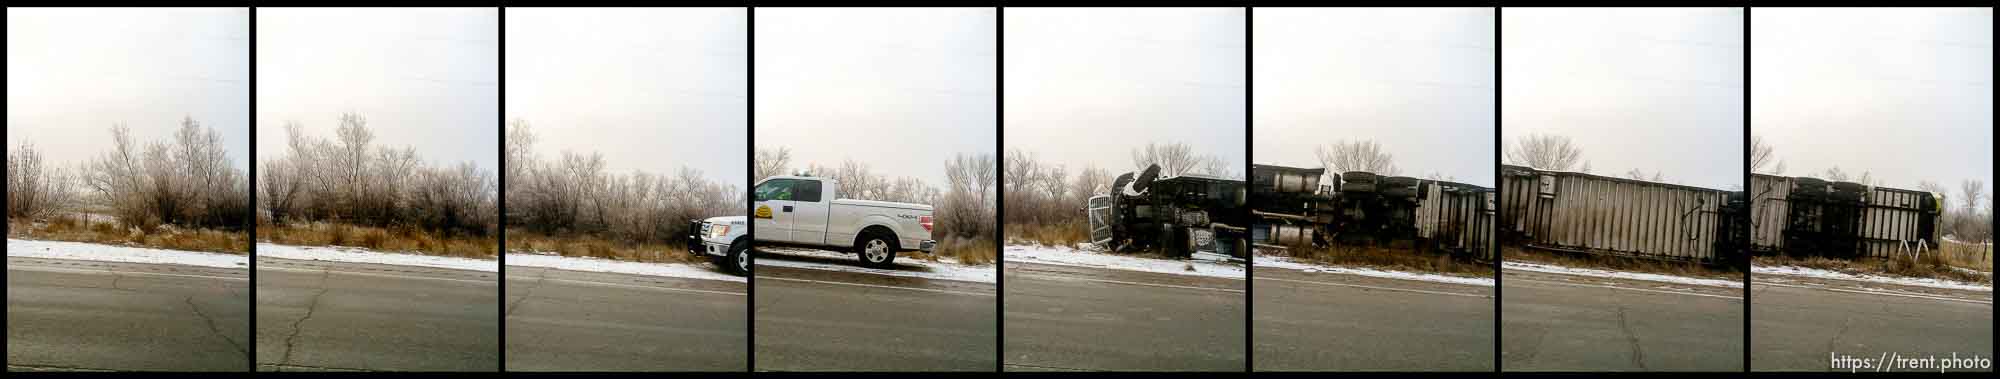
[1751,274,1993,372]
[753,250,997,372]
[255,257,499,372]
[1004,261,1246,372]
[504,266,747,371]
[1253,267,1494,371]
[1500,269,1745,371]
[7,257,249,372]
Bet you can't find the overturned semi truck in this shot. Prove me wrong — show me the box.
[1748,173,1944,259]
[1498,165,1748,265]
[1086,164,1250,259]
[1246,164,1496,262]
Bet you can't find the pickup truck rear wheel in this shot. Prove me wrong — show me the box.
[857,233,899,267]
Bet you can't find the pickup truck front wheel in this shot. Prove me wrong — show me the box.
[716,240,750,274]
[856,233,899,268]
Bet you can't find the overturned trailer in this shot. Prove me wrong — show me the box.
[1247,164,1495,261]
[1498,165,1747,265]
[1087,164,1250,258]
[1748,173,1943,259]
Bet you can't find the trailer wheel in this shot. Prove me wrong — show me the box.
[856,232,899,268]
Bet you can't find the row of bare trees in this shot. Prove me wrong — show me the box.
[755,147,997,242]
[505,121,741,244]
[259,113,496,236]
[1003,142,1234,226]
[7,118,249,231]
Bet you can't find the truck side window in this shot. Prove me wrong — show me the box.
[795,179,822,202]
[755,179,795,201]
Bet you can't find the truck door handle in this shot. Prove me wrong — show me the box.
[783,206,794,212]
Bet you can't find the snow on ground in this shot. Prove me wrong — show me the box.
[257,243,497,272]
[1003,244,1245,280]
[1504,261,1743,289]
[8,238,248,269]
[1753,265,1991,292]
[506,252,744,283]
[759,247,995,284]
[1256,255,1493,287]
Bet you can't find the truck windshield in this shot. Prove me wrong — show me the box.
[754,179,795,201]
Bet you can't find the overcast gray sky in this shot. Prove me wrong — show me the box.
[1005,7,1246,177]
[1502,8,1743,189]
[507,8,746,186]
[1752,8,1992,193]
[8,8,249,170]
[1254,8,1494,187]
[257,8,499,170]
[754,8,996,186]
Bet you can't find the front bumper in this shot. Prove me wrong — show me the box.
[687,220,730,257]
[694,240,731,257]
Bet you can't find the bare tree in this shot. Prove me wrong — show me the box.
[754,147,792,182]
[1506,133,1585,171]
[1625,168,1665,182]
[1961,180,1986,213]
[1130,142,1228,178]
[1750,134,1786,175]
[1315,140,1400,175]
[7,143,77,219]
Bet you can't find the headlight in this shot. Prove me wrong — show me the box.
[709,224,730,239]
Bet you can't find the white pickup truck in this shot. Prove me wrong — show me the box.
[690,175,936,272]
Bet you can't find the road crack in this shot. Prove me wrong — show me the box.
[185,296,247,356]
[1617,306,1647,370]
[279,269,331,367]
[1824,314,1853,358]
[505,269,550,317]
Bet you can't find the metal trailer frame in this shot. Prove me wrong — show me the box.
[1249,164,1495,262]
[1499,165,1745,265]
[1748,173,1944,259]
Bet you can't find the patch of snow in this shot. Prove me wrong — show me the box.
[1003,244,1245,280]
[758,247,995,284]
[257,243,497,272]
[1753,265,1991,292]
[505,253,745,283]
[1504,261,1743,289]
[1255,255,1493,287]
[8,238,247,269]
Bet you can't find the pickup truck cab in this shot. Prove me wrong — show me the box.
[752,175,935,267]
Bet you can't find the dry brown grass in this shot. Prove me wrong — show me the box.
[260,222,496,259]
[1755,250,1993,286]
[1939,241,1994,272]
[1504,245,1741,280]
[1283,241,1493,277]
[503,229,695,264]
[929,236,996,265]
[9,215,247,255]
[1004,220,1090,248]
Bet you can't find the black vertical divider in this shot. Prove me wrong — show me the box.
[247,5,259,373]
[1741,6,1753,373]
[745,5,758,373]
[1242,5,1255,374]
[1492,5,1504,374]
[495,6,508,373]
[993,5,1007,374]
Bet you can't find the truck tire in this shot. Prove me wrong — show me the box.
[856,232,900,268]
[723,240,750,274]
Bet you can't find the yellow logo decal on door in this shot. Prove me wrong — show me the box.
[755,205,773,219]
